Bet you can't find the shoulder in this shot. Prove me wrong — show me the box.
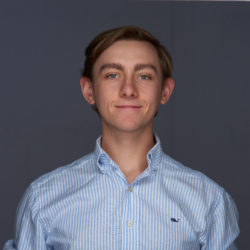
[159,152,239,239]
[160,152,224,194]
[25,152,98,206]
[13,152,100,234]
[158,152,231,214]
[159,151,239,217]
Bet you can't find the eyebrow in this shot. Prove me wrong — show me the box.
[98,63,158,75]
[99,63,124,75]
[134,64,158,73]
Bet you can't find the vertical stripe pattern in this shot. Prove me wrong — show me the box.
[4,136,239,250]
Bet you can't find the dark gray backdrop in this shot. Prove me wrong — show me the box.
[1,1,249,249]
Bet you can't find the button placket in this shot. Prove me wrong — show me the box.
[121,183,140,250]
[126,185,134,228]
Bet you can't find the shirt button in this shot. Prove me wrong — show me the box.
[128,186,133,192]
[127,220,133,227]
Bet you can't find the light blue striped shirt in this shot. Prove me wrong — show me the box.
[4,136,239,250]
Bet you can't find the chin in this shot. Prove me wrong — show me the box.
[101,114,154,132]
[113,120,152,133]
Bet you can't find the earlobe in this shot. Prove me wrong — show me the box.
[161,77,175,104]
[80,77,95,105]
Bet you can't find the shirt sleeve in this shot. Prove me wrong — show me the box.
[202,189,240,250]
[3,184,48,250]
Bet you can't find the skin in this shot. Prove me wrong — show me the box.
[80,40,174,183]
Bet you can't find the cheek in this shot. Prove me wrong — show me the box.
[142,87,162,104]
[93,87,112,109]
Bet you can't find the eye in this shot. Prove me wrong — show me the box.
[106,73,118,79]
[139,74,151,80]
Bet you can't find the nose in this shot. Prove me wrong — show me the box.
[119,76,138,98]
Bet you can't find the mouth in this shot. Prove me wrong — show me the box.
[115,105,142,109]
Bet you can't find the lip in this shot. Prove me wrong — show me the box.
[115,105,142,109]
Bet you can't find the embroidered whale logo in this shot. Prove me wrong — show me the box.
[171,218,180,222]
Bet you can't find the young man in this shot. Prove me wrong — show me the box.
[4,26,239,249]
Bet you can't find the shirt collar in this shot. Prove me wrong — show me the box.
[94,134,163,174]
[146,134,163,171]
[94,137,113,174]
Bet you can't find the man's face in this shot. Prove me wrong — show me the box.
[81,40,174,134]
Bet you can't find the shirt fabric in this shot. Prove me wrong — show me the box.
[4,136,239,250]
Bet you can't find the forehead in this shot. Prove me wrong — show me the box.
[93,40,161,73]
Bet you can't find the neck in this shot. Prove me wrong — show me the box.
[101,126,155,184]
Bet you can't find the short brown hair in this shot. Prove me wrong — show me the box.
[81,25,173,80]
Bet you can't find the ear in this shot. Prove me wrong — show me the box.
[80,77,95,105]
[160,77,175,104]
